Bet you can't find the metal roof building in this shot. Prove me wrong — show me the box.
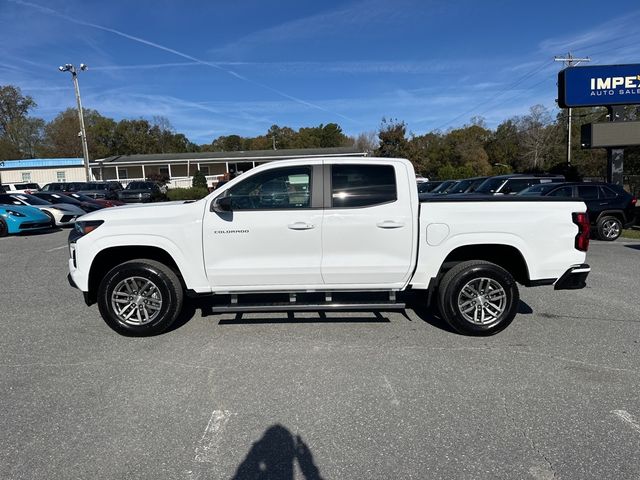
[91,147,367,187]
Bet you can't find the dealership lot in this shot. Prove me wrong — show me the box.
[1,230,639,479]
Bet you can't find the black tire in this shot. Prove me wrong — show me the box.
[97,259,184,336]
[437,260,519,336]
[596,215,622,241]
[43,210,56,227]
[0,218,8,237]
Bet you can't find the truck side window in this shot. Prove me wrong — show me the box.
[549,186,573,197]
[331,164,396,208]
[226,166,311,210]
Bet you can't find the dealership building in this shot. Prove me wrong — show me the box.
[0,147,367,188]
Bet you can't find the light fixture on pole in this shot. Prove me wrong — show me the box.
[59,63,91,181]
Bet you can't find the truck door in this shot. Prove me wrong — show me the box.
[203,164,324,288]
[321,162,414,286]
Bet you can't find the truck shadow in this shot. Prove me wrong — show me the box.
[231,424,323,480]
[409,300,534,334]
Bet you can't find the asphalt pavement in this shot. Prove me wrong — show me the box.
[1,229,639,480]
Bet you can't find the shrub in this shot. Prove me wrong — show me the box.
[192,170,208,189]
[166,187,209,201]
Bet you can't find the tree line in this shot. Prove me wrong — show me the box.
[2,84,639,179]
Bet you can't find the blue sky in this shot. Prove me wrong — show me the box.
[1,0,639,144]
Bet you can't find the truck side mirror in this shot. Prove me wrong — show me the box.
[212,195,233,213]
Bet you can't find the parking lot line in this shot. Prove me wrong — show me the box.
[45,245,67,253]
[611,410,640,434]
[194,409,235,463]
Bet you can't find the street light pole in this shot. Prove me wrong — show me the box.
[59,63,91,181]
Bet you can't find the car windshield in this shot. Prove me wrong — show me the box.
[475,177,505,194]
[519,184,559,196]
[9,193,51,205]
[15,183,39,190]
[68,193,96,202]
[431,181,455,193]
[40,193,81,205]
[126,182,153,190]
[446,179,474,194]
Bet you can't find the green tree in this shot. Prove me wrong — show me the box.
[376,118,409,158]
[0,85,44,159]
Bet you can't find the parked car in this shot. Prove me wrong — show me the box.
[445,176,490,194]
[1,182,41,194]
[64,192,125,208]
[519,182,637,241]
[0,204,52,236]
[68,157,590,337]
[32,192,104,213]
[417,181,443,194]
[418,180,457,200]
[118,181,164,203]
[474,174,565,195]
[41,181,123,201]
[0,193,85,227]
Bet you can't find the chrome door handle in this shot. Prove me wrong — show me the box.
[377,220,405,229]
[288,222,315,230]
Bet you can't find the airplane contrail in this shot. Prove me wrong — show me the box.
[9,0,358,124]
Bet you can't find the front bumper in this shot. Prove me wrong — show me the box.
[554,264,590,290]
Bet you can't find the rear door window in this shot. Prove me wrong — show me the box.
[577,186,599,200]
[548,186,574,197]
[599,186,617,199]
[331,164,397,208]
[502,179,536,194]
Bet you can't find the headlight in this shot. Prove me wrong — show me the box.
[6,209,26,217]
[74,220,104,236]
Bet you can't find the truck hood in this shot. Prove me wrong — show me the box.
[79,200,202,222]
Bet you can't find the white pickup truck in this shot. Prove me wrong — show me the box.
[68,157,591,336]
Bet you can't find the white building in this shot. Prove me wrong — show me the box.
[0,158,87,187]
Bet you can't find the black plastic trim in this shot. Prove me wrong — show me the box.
[554,264,590,290]
[527,278,557,287]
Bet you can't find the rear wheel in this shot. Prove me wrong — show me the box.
[0,218,8,237]
[596,216,621,241]
[437,260,519,336]
[97,259,184,336]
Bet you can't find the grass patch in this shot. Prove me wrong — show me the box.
[621,228,640,240]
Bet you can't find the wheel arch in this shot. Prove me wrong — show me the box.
[596,210,626,224]
[437,244,530,286]
[86,245,185,305]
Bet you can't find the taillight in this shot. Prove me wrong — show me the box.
[632,196,637,207]
[572,212,590,252]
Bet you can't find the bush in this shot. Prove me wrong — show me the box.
[166,187,209,201]
[192,170,208,189]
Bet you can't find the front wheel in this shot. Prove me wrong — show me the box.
[596,216,622,241]
[97,259,184,336]
[0,218,8,237]
[437,260,519,336]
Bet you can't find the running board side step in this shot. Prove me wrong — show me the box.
[205,302,406,314]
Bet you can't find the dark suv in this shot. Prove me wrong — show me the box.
[519,182,637,241]
[474,174,565,195]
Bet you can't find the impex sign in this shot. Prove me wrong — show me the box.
[558,64,640,108]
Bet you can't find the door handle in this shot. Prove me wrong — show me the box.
[288,222,315,230]
[377,220,405,229]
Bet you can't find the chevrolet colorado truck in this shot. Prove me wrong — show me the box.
[67,157,591,336]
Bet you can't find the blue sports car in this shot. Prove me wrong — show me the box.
[0,204,52,236]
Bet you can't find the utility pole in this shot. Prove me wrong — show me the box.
[59,63,91,181]
[554,53,590,168]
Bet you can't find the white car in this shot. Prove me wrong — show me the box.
[68,157,590,337]
[1,182,41,194]
[0,193,84,226]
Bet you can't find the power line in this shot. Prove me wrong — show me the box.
[432,60,553,131]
